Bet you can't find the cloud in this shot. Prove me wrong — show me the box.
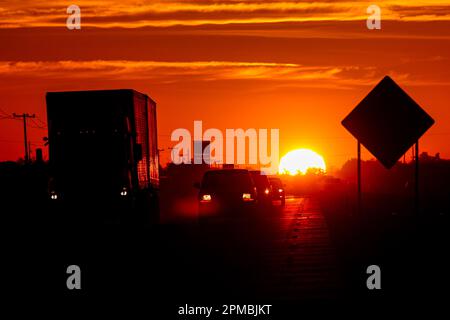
[1,1,450,28]
[0,60,343,82]
[388,4,450,19]
[3,59,443,89]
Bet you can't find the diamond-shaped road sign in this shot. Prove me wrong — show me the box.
[342,76,435,169]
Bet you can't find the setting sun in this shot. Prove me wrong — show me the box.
[279,149,326,175]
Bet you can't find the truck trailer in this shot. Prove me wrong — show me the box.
[46,89,159,225]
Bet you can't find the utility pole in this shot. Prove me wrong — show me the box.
[13,113,35,162]
[414,141,420,215]
[357,141,362,216]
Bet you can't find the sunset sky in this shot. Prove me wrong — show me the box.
[1,0,450,170]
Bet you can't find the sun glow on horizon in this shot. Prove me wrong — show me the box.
[279,149,326,175]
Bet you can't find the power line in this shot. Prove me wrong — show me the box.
[34,115,47,126]
[0,108,13,120]
[0,107,11,117]
[29,118,47,130]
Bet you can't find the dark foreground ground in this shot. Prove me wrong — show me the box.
[3,194,449,316]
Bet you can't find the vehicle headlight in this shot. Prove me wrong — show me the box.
[201,194,212,202]
[264,188,270,195]
[242,193,254,201]
[50,191,58,200]
[120,187,128,197]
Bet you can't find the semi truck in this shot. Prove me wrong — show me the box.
[46,89,159,225]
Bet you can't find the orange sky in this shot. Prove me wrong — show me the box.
[1,1,450,170]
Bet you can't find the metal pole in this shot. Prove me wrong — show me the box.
[23,115,29,162]
[357,141,362,216]
[28,140,32,161]
[414,140,419,214]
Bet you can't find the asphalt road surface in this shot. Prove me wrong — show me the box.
[7,196,348,310]
[5,193,449,316]
[154,196,343,302]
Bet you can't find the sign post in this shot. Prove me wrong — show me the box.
[414,141,419,214]
[357,141,362,216]
[342,76,434,216]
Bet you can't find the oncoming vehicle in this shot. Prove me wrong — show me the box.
[46,89,159,225]
[196,169,257,218]
[249,170,272,206]
[268,177,285,206]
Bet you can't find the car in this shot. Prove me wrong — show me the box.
[268,177,285,206]
[196,169,257,218]
[249,170,272,206]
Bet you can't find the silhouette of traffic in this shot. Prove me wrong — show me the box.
[46,89,159,224]
[196,169,257,218]
[249,170,273,207]
[268,176,285,206]
[0,80,448,307]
